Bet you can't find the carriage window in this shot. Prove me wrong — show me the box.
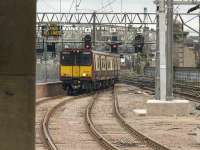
[78,52,91,66]
[101,58,104,69]
[97,57,100,69]
[103,59,106,69]
[107,61,110,70]
[61,52,74,65]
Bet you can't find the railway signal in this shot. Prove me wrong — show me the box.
[111,43,118,53]
[134,34,144,53]
[84,34,92,49]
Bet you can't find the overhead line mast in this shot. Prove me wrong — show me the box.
[155,0,200,5]
[155,0,200,100]
[173,0,200,5]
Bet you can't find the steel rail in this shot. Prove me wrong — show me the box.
[120,76,200,103]
[36,96,66,150]
[85,93,120,150]
[40,94,92,150]
[113,86,170,150]
[40,100,67,150]
[36,96,65,106]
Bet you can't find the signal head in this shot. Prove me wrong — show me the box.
[84,34,92,42]
[84,34,92,49]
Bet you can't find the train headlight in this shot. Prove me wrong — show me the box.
[82,73,87,77]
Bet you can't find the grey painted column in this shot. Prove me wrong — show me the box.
[155,4,160,100]
[166,0,174,100]
[0,1,35,150]
[159,0,167,100]
[199,15,200,66]
[92,12,96,47]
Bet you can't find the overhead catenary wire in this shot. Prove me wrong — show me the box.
[69,0,75,13]
[97,0,116,12]
[38,0,58,12]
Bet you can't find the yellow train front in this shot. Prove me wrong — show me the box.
[60,48,120,94]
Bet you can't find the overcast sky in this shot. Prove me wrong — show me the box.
[37,0,199,35]
[37,0,199,13]
[37,0,155,13]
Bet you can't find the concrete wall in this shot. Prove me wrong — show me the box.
[183,47,197,67]
[174,43,197,67]
[36,82,65,99]
[0,0,36,149]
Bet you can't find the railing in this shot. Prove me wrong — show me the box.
[144,67,200,97]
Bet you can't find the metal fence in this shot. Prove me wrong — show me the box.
[144,67,200,83]
[36,53,60,83]
[144,67,200,97]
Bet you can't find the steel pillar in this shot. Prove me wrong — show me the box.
[0,1,35,149]
[159,0,167,100]
[93,12,96,47]
[155,5,160,100]
[166,0,174,99]
[199,15,200,66]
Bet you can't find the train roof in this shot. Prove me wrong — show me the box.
[62,48,120,57]
[92,50,120,57]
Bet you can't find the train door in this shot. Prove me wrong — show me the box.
[117,57,120,77]
[72,51,80,78]
[72,51,93,78]
[94,54,100,80]
[114,58,116,78]
[101,55,106,80]
[60,51,74,77]
[60,51,79,78]
[78,51,92,78]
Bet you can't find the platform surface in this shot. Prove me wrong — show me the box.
[147,99,192,116]
[133,109,147,116]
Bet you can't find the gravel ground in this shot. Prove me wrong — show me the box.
[35,96,70,150]
[48,96,104,150]
[116,83,200,150]
[91,90,152,150]
[36,84,200,150]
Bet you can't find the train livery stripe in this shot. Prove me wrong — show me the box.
[80,66,92,77]
[60,66,72,77]
[60,65,92,78]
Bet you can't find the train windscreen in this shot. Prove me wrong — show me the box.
[78,52,91,66]
[61,51,75,65]
[61,51,91,66]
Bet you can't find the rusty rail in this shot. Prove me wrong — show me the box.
[39,95,91,150]
[113,86,170,150]
[85,93,120,150]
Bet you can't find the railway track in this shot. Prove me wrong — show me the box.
[36,96,67,150]
[40,98,69,150]
[120,75,200,103]
[86,88,170,150]
[114,86,170,150]
[36,84,180,150]
[36,94,92,150]
[36,96,65,106]
[85,92,120,150]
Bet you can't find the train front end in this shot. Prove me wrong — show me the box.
[60,49,93,94]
